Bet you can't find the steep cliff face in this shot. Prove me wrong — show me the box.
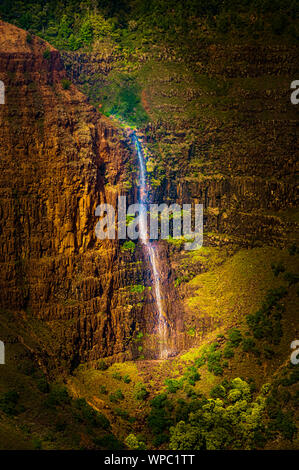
[0,21,150,370]
[0,19,298,372]
[63,39,298,353]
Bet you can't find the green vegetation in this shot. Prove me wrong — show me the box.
[97,359,108,371]
[73,398,110,428]
[97,72,148,126]
[109,389,124,403]
[271,262,285,277]
[42,48,51,60]
[2,0,297,129]
[99,385,108,395]
[227,328,243,347]
[44,384,71,409]
[165,378,183,394]
[61,78,71,90]
[135,383,149,401]
[288,244,297,256]
[170,378,270,450]
[147,393,173,446]
[0,391,22,416]
[112,371,122,381]
[284,272,299,287]
[1,0,298,53]
[175,275,191,287]
[120,240,135,254]
[129,284,145,294]
[246,287,286,345]
[184,366,201,385]
[125,433,146,450]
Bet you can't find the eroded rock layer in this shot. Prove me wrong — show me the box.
[0,21,152,368]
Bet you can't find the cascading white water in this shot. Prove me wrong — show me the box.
[133,133,168,359]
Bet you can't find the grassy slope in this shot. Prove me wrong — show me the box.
[0,308,122,450]
[64,246,298,449]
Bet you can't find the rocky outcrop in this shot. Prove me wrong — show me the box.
[0,21,152,370]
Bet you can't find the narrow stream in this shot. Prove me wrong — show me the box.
[133,132,169,359]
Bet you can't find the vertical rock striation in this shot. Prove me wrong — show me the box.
[0,21,148,369]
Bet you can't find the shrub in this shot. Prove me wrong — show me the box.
[185,366,201,385]
[44,384,71,408]
[79,19,93,45]
[94,433,124,450]
[153,432,169,446]
[281,368,299,386]
[194,356,206,368]
[242,337,257,353]
[169,421,205,450]
[99,385,108,394]
[186,327,196,337]
[228,388,242,402]
[115,408,129,419]
[61,78,71,90]
[271,262,285,277]
[109,389,124,403]
[112,372,122,381]
[223,344,234,358]
[207,351,223,376]
[115,389,124,400]
[26,33,32,44]
[288,244,297,256]
[43,48,51,59]
[175,398,196,421]
[150,393,168,409]
[32,438,42,450]
[265,287,287,305]
[109,393,118,403]
[121,240,135,253]
[125,433,146,450]
[123,374,131,384]
[246,288,286,344]
[264,346,275,360]
[36,377,49,393]
[73,398,110,428]
[283,272,299,286]
[184,384,197,398]
[228,329,242,347]
[135,332,143,341]
[135,383,149,401]
[0,390,20,416]
[165,378,183,394]
[130,284,145,294]
[97,359,108,371]
[269,410,297,440]
[147,394,173,439]
[210,384,226,399]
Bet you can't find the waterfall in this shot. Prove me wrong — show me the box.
[133,133,169,359]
